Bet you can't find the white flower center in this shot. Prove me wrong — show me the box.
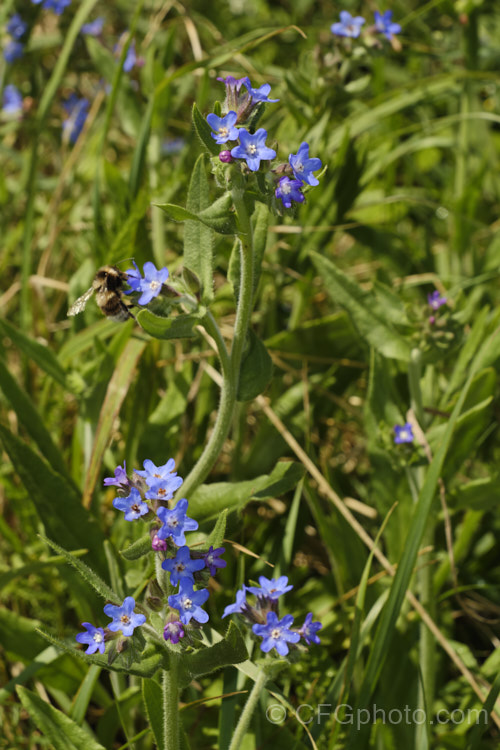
[121,615,131,625]
[149,280,160,291]
[219,126,229,137]
[271,627,282,639]
[294,160,303,172]
[247,144,257,155]
[183,597,193,609]
[281,182,291,195]
[93,632,103,643]
[400,430,409,440]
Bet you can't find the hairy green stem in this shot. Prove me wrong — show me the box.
[178,190,254,499]
[163,659,180,750]
[228,668,268,750]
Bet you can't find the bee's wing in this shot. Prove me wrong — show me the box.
[67,286,95,316]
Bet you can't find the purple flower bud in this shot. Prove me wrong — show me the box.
[219,150,233,163]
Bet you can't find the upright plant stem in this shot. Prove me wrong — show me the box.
[228,668,268,750]
[163,658,180,750]
[179,190,254,499]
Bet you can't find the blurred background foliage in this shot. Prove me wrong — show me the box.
[1,0,500,747]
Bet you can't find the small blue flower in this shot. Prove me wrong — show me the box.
[394,423,414,444]
[3,41,24,63]
[206,111,239,144]
[103,461,129,490]
[231,128,276,171]
[374,10,401,41]
[75,622,106,655]
[62,94,89,144]
[156,498,198,546]
[2,85,23,116]
[114,36,143,73]
[135,457,183,501]
[113,487,149,521]
[289,143,322,186]
[331,10,366,38]
[204,546,226,576]
[32,0,72,15]
[298,613,322,645]
[275,176,305,209]
[428,290,447,310]
[125,261,169,305]
[163,619,185,644]
[7,14,28,40]
[247,575,293,600]
[168,580,209,625]
[222,585,248,618]
[103,596,146,636]
[242,78,279,103]
[162,546,206,586]
[81,17,104,36]
[252,612,301,656]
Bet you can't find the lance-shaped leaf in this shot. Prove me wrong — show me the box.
[186,154,213,302]
[41,536,118,602]
[192,101,220,156]
[154,192,237,235]
[137,308,205,340]
[0,318,68,389]
[237,329,273,401]
[179,622,248,688]
[311,251,411,362]
[142,679,164,750]
[121,533,153,561]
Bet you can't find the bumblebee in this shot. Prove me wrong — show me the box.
[67,266,134,322]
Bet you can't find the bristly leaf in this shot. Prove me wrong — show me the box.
[192,102,220,156]
[185,154,214,302]
[237,329,273,401]
[179,621,248,688]
[137,308,206,340]
[154,193,237,235]
[121,533,153,560]
[207,509,228,549]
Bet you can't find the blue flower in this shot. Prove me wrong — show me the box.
[252,612,300,656]
[114,36,142,73]
[103,461,130,490]
[247,575,293,600]
[156,498,198,546]
[222,585,248,618]
[113,487,149,521]
[81,17,104,36]
[7,14,28,40]
[75,622,106,655]
[298,613,322,645]
[275,176,305,209]
[62,95,89,144]
[3,41,24,63]
[206,111,239,144]
[203,546,226,576]
[135,457,183,501]
[242,78,279,103]
[168,580,209,625]
[163,619,185,644]
[231,128,276,171]
[394,423,414,444]
[428,290,447,310]
[331,11,366,38]
[289,143,322,186]
[374,10,401,41]
[2,85,23,116]
[125,261,169,305]
[103,596,146,636]
[162,546,206,586]
[32,0,72,14]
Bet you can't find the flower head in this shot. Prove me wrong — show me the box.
[331,11,366,38]
[103,596,146,636]
[428,290,447,310]
[394,422,414,444]
[163,619,185,644]
[81,17,104,36]
[289,143,322,187]
[168,580,209,625]
[204,546,226,576]
[7,14,28,40]
[113,487,149,521]
[162,546,206,586]
[103,461,130,490]
[298,613,322,645]
[242,78,279,103]
[247,575,293,600]
[206,111,239,144]
[156,498,198,546]
[32,0,72,14]
[222,585,248,618]
[374,10,401,41]
[135,457,183,501]
[2,85,23,116]
[75,622,106,655]
[252,612,300,656]
[125,261,169,306]
[275,176,305,209]
[62,94,89,144]
[231,128,276,171]
[3,41,24,63]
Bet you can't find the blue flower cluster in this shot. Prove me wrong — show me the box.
[32,0,71,14]
[3,13,28,64]
[331,9,401,43]
[222,575,322,657]
[125,261,170,306]
[206,75,322,211]
[2,85,23,117]
[76,596,146,654]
